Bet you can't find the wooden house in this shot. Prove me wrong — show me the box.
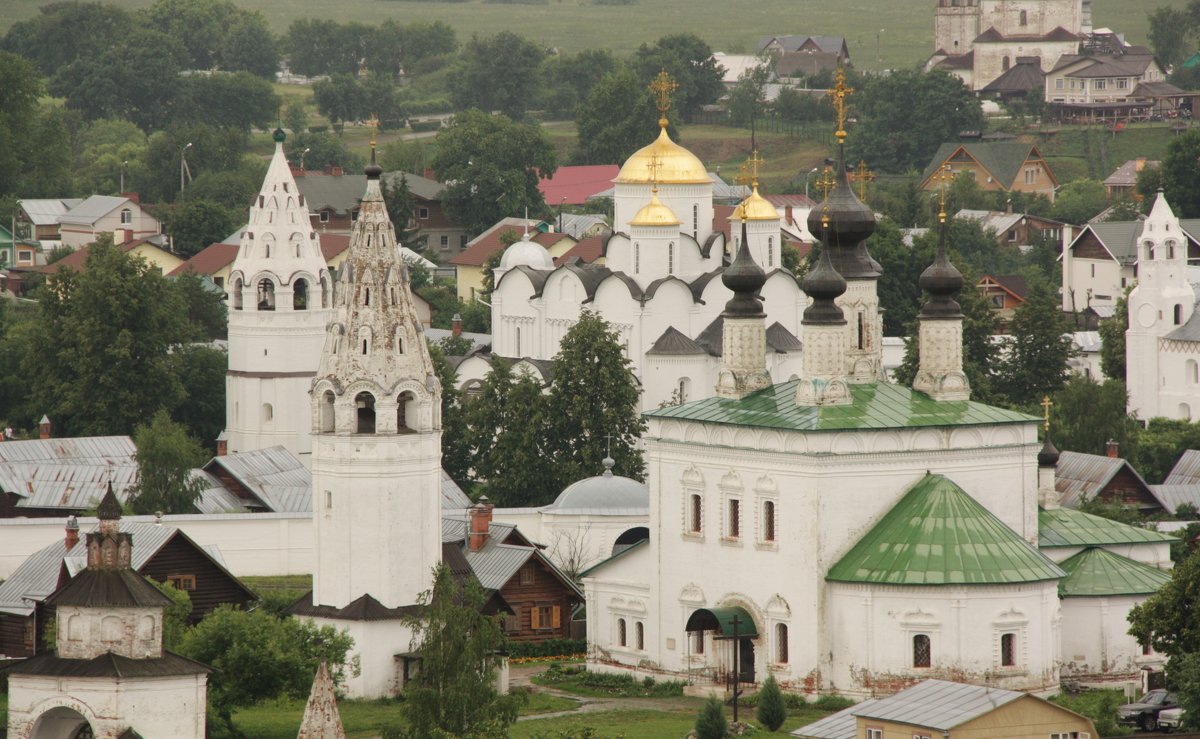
[922,142,1059,201]
[1056,447,1168,514]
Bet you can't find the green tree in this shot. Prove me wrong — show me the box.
[848,69,984,174]
[755,674,786,731]
[217,10,279,77]
[126,410,207,514]
[1128,419,1200,484]
[24,237,189,436]
[727,63,772,128]
[545,310,646,486]
[695,695,728,739]
[633,34,725,118]
[430,344,471,489]
[1051,178,1109,225]
[384,174,424,252]
[178,605,354,734]
[573,67,680,166]
[163,198,239,258]
[140,0,243,70]
[283,99,308,136]
[1099,290,1129,381]
[1130,547,1200,664]
[541,48,619,118]
[403,563,523,739]
[284,18,359,77]
[380,138,428,175]
[288,130,363,173]
[996,276,1072,407]
[0,52,49,199]
[1,2,133,77]
[1155,130,1200,218]
[150,578,193,650]
[363,72,406,130]
[450,32,547,121]
[479,371,557,506]
[312,74,369,133]
[73,118,149,197]
[175,72,280,131]
[773,87,833,124]
[431,109,557,236]
[140,124,249,203]
[170,343,227,448]
[1049,376,1139,456]
[1149,6,1195,71]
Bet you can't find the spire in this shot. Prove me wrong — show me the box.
[97,481,122,522]
[296,661,346,739]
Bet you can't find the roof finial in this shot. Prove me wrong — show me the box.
[602,434,615,477]
[1041,394,1053,433]
[523,206,530,239]
[368,113,379,166]
[830,67,854,143]
[850,159,875,202]
[649,69,678,129]
[646,153,662,196]
[934,164,954,224]
[814,164,837,204]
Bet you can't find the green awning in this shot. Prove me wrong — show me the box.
[685,607,758,638]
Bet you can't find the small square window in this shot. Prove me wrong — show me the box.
[520,567,535,585]
[168,574,197,591]
[418,207,429,219]
[440,235,449,247]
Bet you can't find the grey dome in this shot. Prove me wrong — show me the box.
[549,464,648,514]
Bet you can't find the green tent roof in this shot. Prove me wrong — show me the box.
[827,474,1065,586]
[1038,507,1177,548]
[1058,547,1171,597]
[644,381,1034,433]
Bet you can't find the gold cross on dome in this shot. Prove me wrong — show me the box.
[1041,395,1053,433]
[830,68,854,141]
[849,160,875,201]
[368,114,379,150]
[746,149,763,187]
[933,164,955,223]
[645,154,662,193]
[814,165,837,201]
[649,69,678,126]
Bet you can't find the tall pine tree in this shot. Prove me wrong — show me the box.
[996,276,1072,408]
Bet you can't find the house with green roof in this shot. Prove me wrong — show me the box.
[921,141,1059,202]
[1058,547,1171,679]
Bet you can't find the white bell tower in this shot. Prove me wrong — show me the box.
[1127,191,1194,420]
[225,128,332,464]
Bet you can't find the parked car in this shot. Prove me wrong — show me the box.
[1117,689,1178,731]
[1159,706,1185,732]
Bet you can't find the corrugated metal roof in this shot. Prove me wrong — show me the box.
[1166,310,1200,342]
[791,700,876,739]
[192,469,250,514]
[1166,450,1200,485]
[1055,451,1160,509]
[1038,506,1176,547]
[465,543,533,591]
[0,436,138,511]
[852,679,1025,730]
[441,471,471,509]
[59,195,130,225]
[1149,484,1200,515]
[1058,547,1171,597]
[19,199,82,226]
[207,446,312,513]
[827,474,1064,586]
[0,436,135,464]
[646,380,1036,432]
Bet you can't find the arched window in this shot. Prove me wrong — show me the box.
[321,275,330,308]
[668,242,675,274]
[767,237,774,267]
[257,279,275,310]
[1002,56,1010,71]
[364,287,371,307]
[693,204,698,238]
[355,392,376,434]
[1175,304,1183,325]
[397,334,405,354]
[1001,632,1016,666]
[913,634,931,668]
[1019,9,1027,25]
[763,500,776,542]
[1183,403,1193,421]
[320,391,335,433]
[516,327,522,356]
[776,623,788,663]
[232,278,243,311]
[636,622,645,650]
[634,243,640,274]
[1168,240,1177,259]
[261,403,273,424]
[857,312,866,350]
[690,494,702,533]
[397,390,416,432]
[1145,241,1155,261]
[1189,359,1199,385]
[617,618,627,647]
[294,279,308,310]
[265,242,271,258]
[677,377,690,403]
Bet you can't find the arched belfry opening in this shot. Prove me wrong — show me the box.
[257,279,276,310]
[294,278,309,310]
[397,390,417,433]
[355,392,376,434]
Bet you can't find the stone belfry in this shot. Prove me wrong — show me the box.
[308,123,442,615]
[805,70,884,384]
[225,127,333,464]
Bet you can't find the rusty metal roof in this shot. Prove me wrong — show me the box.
[1055,451,1163,509]
[0,436,138,511]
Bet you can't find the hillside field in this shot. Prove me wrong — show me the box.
[0,0,1183,70]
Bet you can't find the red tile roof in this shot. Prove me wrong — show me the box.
[538,165,620,206]
[554,236,605,266]
[319,233,350,261]
[40,240,164,275]
[450,224,567,267]
[169,243,237,277]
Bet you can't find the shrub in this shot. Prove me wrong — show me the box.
[507,638,586,659]
[1050,689,1132,737]
[696,695,729,739]
[756,675,786,731]
[409,119,443,133]
[814,694,856,711]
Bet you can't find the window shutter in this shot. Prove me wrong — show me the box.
[530,606,540,630]
[551,606,561,628]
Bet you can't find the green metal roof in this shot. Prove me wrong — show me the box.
[684,606,760,638]
[644,381,1035,433]
[578,537,648,578]
[827,474,1065,586]
[1058,547,1171,597]
[1038,507,1177,548]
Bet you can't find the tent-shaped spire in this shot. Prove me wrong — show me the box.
[297,661,346,739]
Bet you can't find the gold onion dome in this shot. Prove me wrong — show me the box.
[630,191,681,227]
[730,185,778,221]
[616,127,709,185]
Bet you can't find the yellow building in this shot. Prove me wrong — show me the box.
[794,679,1096,739]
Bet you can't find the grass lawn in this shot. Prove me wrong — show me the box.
[0,0,1177,70]
[1033,123,1181,183]
[511,702,836,738]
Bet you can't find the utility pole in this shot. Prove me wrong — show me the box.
[180,142,193,197]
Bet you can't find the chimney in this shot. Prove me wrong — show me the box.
[1006,197,1013,215]
[468,496,494,552]
[65,515,79,550]
[785,204,794,225]
[216,431,228,456]
[1106,439,1119,458]
[121,192,140,204]
[423,167,436,181]
[38,415,51,440]
[452,313,462,337]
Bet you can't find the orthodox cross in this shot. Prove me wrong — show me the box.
[649,69,678,127]
[733,164,752,222]
[830,68,854,142]
[814,165,837,201]
[1041,395,1053,433]
[645,154,663,194]
[850,160,875,201]
[933,164,954,224]
[368,114,379,157]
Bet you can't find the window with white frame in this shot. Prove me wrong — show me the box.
[727,498,741,539]
[1055,78,1064,90]
[913,634,931,667]
[1094,79,1106,90]
[120,208,132,225]
[687,493,703,535]
[762,500,776,542]
[866,729,883,739]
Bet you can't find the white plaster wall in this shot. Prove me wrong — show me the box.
[1039,542,1172,568]
[306,617,417,700]
[981,0,1083,36]
[1156,344,1200,421]
[1063,258,1128,314]
[56,606,162,660]
[7,674,207,739]
[0,513,313,580]
[934,4,981,55]
[1060,595,1165,679]
[825,581,1061,696]
[613,183,713,245]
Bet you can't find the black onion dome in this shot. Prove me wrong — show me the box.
[1038,435,1060,467]
[365,160,383,179]
[722,220,766,317]
[97,482,122,521]
[801,228,847,326]
[918,222,964,318]
[272,127,286,143]
[806,147,878,280]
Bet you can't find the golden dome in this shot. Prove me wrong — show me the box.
[730,186,778,221]
[615,126,709,185]
[630,192,681,227]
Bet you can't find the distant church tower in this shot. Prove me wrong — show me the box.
[1127,192,1197,421]
[225,128,333,465]
[301,140,443,698]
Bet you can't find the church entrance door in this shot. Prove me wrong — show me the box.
[738,636,755,684]
[29,706,93,739]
